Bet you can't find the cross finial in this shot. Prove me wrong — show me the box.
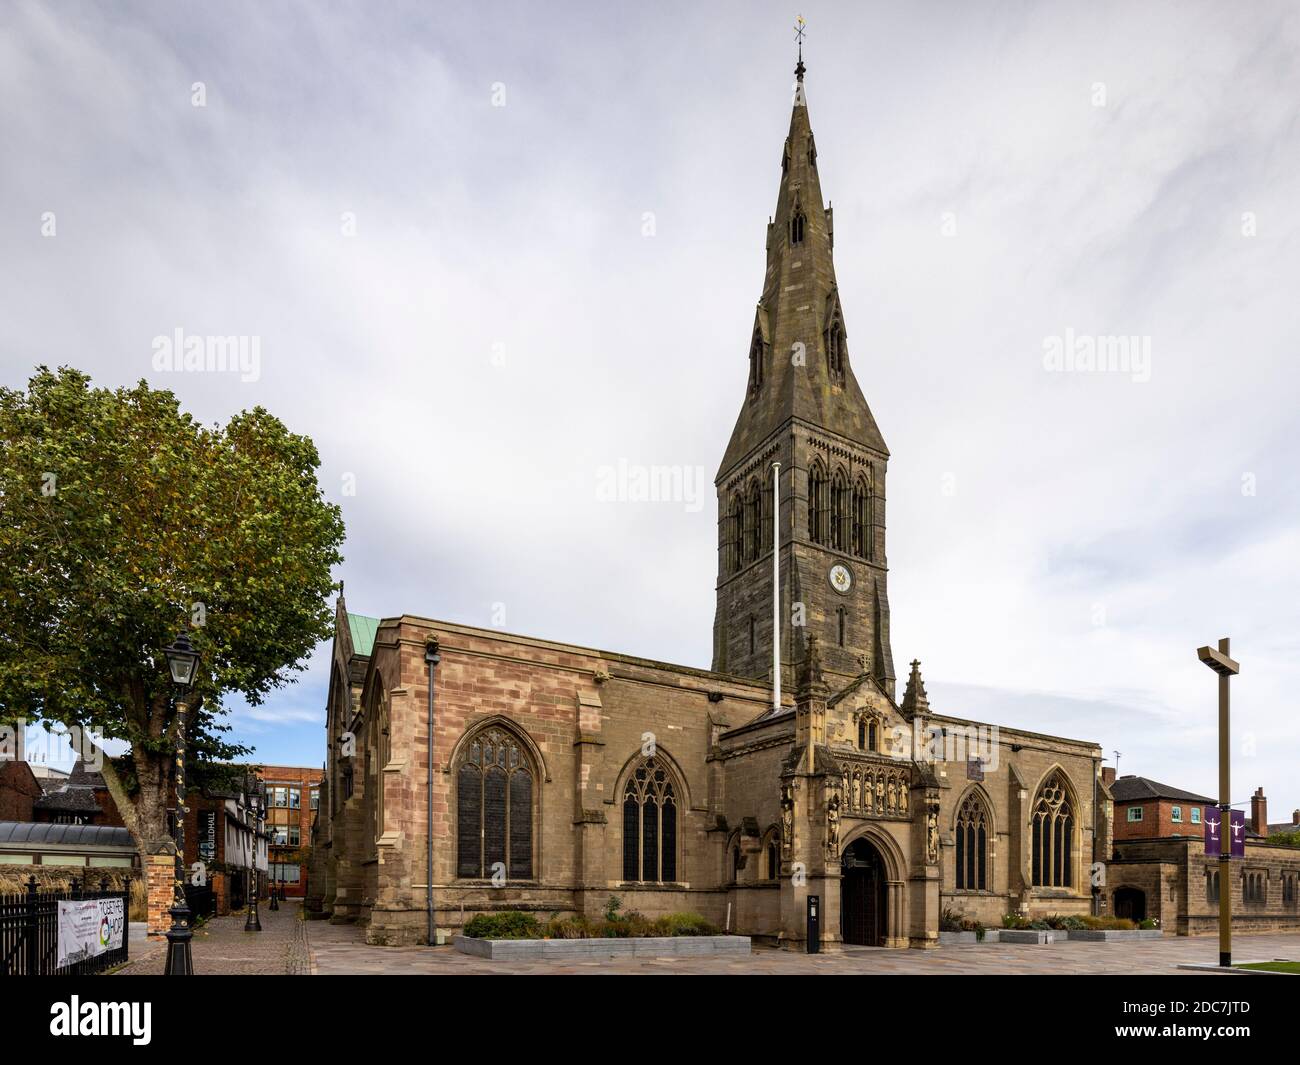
[794,15,806,81]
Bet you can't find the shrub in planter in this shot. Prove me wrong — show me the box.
[940,907,969,932]
[1138,918,1158,930]
[1001,913,1030,930]
[462,911,542,939]
[655,913,720,937]
[1080,915,1135,931]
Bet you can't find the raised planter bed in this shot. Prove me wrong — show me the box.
[454,934,752,960]
[998,929,1056,944]
[1066,928,1163,942]
[939,930,1000,944]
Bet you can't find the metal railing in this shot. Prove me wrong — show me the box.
[0,875,131,975]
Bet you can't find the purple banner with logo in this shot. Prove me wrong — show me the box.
[1228,809,1246,858]
[1202,806,1246,858]
[1203,806,1222,853]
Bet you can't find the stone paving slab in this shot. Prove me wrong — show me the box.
[303,921,1300,976]
[114,901,306,976]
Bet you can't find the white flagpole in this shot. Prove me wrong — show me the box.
[772,461,781,711]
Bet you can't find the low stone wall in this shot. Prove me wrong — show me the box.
[998,929,1056,944]
[938,930,1001,945]
[454,935,752,960]
[1067,928,1163,941]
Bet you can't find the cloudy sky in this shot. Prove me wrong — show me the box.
[3,1,1298,817]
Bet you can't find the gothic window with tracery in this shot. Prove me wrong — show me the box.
[744,480,762,563]
[456,725,534,880]
[955,793,989,890]
[622,756,678,884]
[727,492,743,574]
[791,208,806,245]
[1031,773,1074,888]
[830,468,848,551]
[851,475,872,559]
[808,460,828,544]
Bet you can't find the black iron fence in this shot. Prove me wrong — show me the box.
[0,875,131,975]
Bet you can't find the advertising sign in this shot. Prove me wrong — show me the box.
[56,897,125,969]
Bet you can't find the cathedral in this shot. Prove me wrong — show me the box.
[309,59,1109,949]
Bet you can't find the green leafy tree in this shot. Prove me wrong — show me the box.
[0,367,345,853]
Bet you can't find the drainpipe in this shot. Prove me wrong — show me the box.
[425,636,441,947]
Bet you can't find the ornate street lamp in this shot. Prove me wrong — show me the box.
[162,632,200,975]
[244,779,264,932]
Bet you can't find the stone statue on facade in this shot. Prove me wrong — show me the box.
[826,791,841,857]
[780,784,794,855]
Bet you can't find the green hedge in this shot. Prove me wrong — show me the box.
[461,909,720,940]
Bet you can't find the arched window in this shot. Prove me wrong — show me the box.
[830,468,848,551]
[456,725,534,880]
[808,460,828,544]
[760,475,773,554]
[1031,772,1074,888]
[748,615,756,656]
[955,792,989,891]
[744,480,762,563]
[762,828,781,880]
[825,311,846,379]
[851,475,871,559]
[790,208,806,245]
[622,756,678,884]
[1206,867,1220,904]
[727,492,743,574]
[837,606,847,647]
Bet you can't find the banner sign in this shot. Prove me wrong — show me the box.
[56,897,125,969]
[199,809,217,863]
[1202,806,1246,858]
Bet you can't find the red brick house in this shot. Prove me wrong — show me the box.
[1105,772,1214,841]
[0,761,42,821]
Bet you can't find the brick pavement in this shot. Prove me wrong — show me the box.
[303,922,1300,975]
[114,900,306,975]
[112,905,1300,975]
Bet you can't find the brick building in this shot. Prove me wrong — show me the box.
[0,761,42,821]
[1106,772,1213,841]
[256,765,322,899]
[310,57,1109,950]
[1101,771,1300,933]
[178,775,270,920]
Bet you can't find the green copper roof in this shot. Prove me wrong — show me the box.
[347,613,379,656]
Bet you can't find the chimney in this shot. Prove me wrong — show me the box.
[1250,787,1268,837]
[1101,767,1116,788]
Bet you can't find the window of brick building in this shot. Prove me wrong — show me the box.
[455,726,535,880]
[621,756,678,884]
[1031,773,1074,888]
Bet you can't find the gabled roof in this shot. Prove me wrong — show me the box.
[1108,775,1214,805]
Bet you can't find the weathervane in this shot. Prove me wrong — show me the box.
[794,15,807,80]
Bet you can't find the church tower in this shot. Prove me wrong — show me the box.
[712,56,896,699]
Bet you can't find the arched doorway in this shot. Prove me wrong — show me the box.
[1113,886,1146,922]
[841,837,888,946]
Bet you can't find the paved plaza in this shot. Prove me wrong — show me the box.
[111,904,1299,975]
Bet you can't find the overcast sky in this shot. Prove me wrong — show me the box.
[3,1,1298,818]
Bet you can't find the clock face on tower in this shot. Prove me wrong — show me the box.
[829,564,852,594]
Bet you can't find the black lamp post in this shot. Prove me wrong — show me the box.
[269,845,281,911]
[244,780,264,932]
[163,632,200,976]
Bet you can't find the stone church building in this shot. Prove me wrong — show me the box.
[309,60,1109,949]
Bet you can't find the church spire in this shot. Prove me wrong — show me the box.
[716,47,887,482]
